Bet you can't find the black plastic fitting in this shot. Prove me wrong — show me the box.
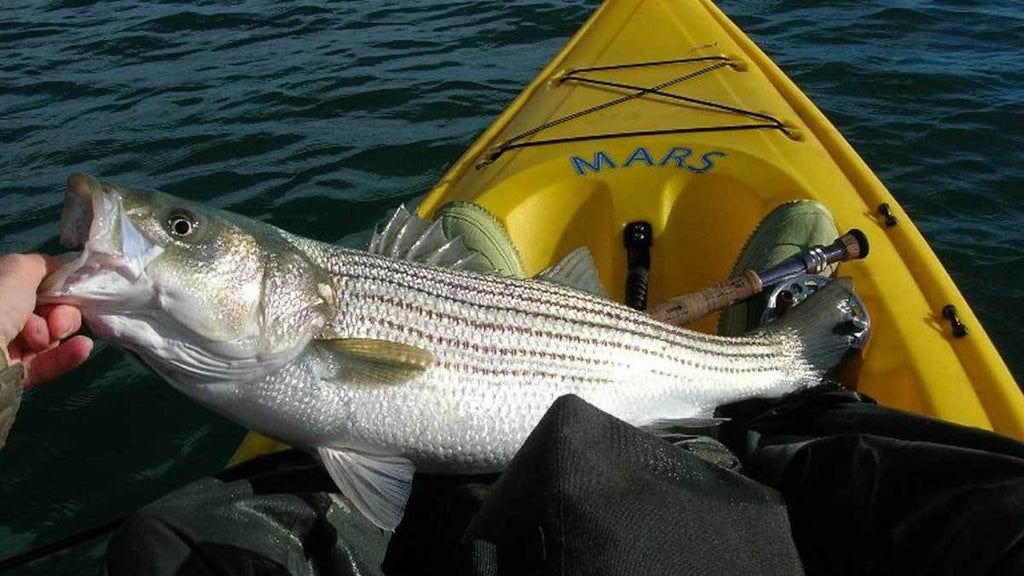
[942,304,968,338]
[623,221,653,311]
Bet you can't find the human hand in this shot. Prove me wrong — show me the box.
[0,254,92,386]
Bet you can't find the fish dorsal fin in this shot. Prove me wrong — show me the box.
[535,247,607,298]
[369,204,412,256]
[318,338,437,387]
[369,204,492,273]
[405,220,448,261]
[317,446,415,531]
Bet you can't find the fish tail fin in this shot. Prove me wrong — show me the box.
[755,277,868,374]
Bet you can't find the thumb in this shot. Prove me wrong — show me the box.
[0,253,60,347]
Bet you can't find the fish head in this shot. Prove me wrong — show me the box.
[40,173,330,387]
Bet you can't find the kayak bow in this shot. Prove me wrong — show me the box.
[418,0,1024,438]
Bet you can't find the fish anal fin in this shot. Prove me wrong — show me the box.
[318,338,437,387]
[639,415,729,438]
[317,446,415,531]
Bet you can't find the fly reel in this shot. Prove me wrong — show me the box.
[760,274,871,350]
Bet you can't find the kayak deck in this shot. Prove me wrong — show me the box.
[419,0,1024,438]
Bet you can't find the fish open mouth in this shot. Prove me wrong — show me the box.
[59,173,101,250]
[39,173,160,303]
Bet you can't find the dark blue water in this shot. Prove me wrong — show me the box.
[1,0,1021,572]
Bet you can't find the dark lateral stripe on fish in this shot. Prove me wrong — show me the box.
[361,313,647,373]
[342,258,771,353]
[347,281,784,368]
[345,280,774,365]
[341,317,628,384]
[342,289,789,376]
[335,250,754,349]
[339,275,785,363]
[356,292,784,372]
[346,315,721,384]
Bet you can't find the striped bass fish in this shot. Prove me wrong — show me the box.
[40,173,865,529]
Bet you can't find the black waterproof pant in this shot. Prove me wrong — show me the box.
[105,389,1024,576]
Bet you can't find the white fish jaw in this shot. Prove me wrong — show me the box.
[40,173,162,309]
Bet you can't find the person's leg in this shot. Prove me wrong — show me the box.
[104,451,390,576]
[718,200,838,336]
[718,388,1024,576]
[458,395,805,576]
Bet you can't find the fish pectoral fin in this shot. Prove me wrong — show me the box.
[317,446,415,531]
[319,338,437,386]
[535,246,607,298]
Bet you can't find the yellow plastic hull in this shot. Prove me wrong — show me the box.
[418,0,1024,438]
[231,0,1022,465]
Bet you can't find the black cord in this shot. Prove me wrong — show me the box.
[566,55,731,74]
[559,75,788,128]
[477,55,790,168]
[484,123,783,160]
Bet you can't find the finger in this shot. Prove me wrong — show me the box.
[44,305,83,341]
[22,335,93,387]
[19,313,52,352]
[6,338,25,364]
[0,253,55,286]
[0,254,62,346]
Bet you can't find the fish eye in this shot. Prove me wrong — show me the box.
[167,211,198,238]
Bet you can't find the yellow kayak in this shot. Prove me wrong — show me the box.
[414,0,1024,438]
[233,0,1022,463]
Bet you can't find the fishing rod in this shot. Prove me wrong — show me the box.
[648,229,869,327]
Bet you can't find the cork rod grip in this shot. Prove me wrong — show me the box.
[648,270,763,326]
